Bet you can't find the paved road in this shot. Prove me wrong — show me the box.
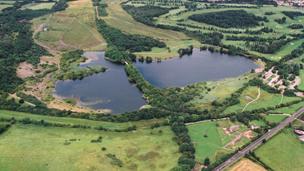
[213,107,304,171]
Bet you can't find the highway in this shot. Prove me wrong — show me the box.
[213,107,304,171]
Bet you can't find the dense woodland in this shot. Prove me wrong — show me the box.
[189,10,267,28]
[0,1,52,93]
[123,5,171,26]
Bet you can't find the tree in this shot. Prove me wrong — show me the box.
[203,157,210,166]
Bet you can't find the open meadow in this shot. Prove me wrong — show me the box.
[0,124,179,171]
[224,86,301,114]
[102,0,199,59]
[32,0,106,51]
[0,110,178,171]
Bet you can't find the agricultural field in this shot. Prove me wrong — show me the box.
[187,119,254,163]
[228,158,266,171]
[224,86,301,114]
[0,124,179,171]
[32,0,106,51]
[101,0,199,59]
[255,127,304,171]
[264,114,288,124]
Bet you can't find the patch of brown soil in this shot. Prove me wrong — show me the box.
[17,62,35,79]
[243,130,254,139]
[40,56,58,65]
[225,130,254,148]
[229,159,266,171]
[48,100,98,113]
[192,163,205,171]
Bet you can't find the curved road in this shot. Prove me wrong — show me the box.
[213,107,304,171]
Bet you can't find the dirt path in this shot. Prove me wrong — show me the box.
[185,118,229,126]
[242,87,261,112]
[279,93,284,105]
[33,23,60,56]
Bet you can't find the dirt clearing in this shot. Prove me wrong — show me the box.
[228,159,266,171]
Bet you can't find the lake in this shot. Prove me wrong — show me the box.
[55,49,257,113]
[134,49,258,88]
[54,52,146,114]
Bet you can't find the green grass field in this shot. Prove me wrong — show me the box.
[255,128,304,171]
[0,110,165,130]
[270,101,304,114]
[189,73,256,110]
[187,119,252,162]
[264,114,287,124]
[0,123,179,171]
[102,0,199,59]
[0,3,13,11]
[224,86,301,114]
[32,0,106,51]
[156,5,304,61]
[298,70,304,91]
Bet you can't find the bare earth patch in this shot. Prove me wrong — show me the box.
[229,159,266,171]
[17,62,35,79]
[48,99,109,114]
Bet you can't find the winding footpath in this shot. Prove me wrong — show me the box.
[213,107,304,171]
[242,87,261,112]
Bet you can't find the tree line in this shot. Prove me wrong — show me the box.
[95,19,165,63]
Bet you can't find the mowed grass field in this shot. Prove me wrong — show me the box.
[255,128,304,171]
[298,70,304,91]
[156,5,304,61]
[224,86,301,114]
[21,2,55,10]
[228,158,266,171]
[33,0,106,51]
[0,110,178,171]
[187,120,252,162]
[102,0,199,59]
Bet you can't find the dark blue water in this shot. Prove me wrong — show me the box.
[55,50,257,113]
[54,52,146,114]
[134,49,258,88]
